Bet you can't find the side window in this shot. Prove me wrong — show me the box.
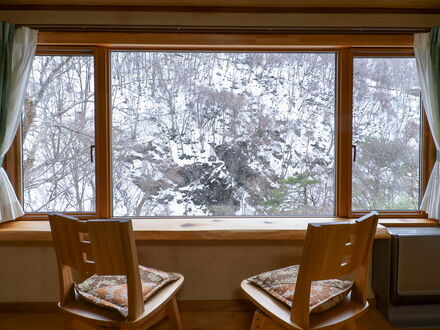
[352,56,421,211]
[22,54,96,212]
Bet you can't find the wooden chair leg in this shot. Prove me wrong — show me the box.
[167,297,183,330]
[251,310,266,330]
[251,310,285,330]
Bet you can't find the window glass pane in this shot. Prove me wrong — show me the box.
[22,55,95,212]
[112,52,336,216]
[352,57,421,211]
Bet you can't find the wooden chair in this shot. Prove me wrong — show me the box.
[241,211,379,330]
[49,213,184,330]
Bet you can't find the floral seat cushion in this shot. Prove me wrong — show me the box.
[75,265,180,317]
[247,265,353,313]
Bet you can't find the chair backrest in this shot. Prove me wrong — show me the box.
[49,213,144,320]
[291,211,379,328]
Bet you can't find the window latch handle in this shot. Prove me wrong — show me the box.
[90,145,95,163]
[352,144,357,162]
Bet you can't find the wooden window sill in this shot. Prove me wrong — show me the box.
[0,217,437,243]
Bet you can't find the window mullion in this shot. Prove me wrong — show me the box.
[335,48,353,217]
[95,46,112,219]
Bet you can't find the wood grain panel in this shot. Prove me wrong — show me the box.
[0,217,408,243]
[2,0,440,10]
[37,32,414,48]
[1,306,438,330]
[95,47,112,219]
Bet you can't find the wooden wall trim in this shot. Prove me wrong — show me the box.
[36,32,415,48]
[26,25,430,34]
[2,5,440,14]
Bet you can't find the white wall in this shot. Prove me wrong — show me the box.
[0,241,303,302]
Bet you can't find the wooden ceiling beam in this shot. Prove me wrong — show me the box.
[1,5,440,14]
[36,32,415,48]
[2,0,440,9]
[27,25,429,34]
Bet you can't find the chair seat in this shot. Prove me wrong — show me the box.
[60,274,184,328]
[241,279,369,330]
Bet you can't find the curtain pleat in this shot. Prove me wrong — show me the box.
[415,29,440,221]
[0,25,38,223]
[0,22,15,159]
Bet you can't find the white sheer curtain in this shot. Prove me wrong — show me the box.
[0,27,37,223]
[414,31,440,221]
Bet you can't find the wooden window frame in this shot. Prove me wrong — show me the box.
[6,46,100,220]
[348,48,435,218]
[4,32,434,220]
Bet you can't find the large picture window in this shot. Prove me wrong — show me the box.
[111,52,336,216]
[6,36,431,220]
